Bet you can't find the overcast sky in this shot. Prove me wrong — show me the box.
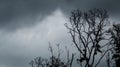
[0,0,120,67]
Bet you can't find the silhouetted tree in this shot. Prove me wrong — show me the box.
[107,24,120,67]
[65,8,111,67]
[29,44,74,67]
[29,8,119,67]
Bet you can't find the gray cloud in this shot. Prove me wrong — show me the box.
[0,0,120,67]
[0,10,73,67]
[0,0,120,31]
[0,0,59,31]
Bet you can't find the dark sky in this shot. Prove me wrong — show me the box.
[0,0,120,67]
[0,0,120,31]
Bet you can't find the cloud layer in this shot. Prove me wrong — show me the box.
[0,9,73,67]
[0,0,120,31]
[0,0,120,67]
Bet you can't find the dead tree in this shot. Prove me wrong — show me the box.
[65,8,111,67]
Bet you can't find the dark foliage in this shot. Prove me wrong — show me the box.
[107,24,120,67]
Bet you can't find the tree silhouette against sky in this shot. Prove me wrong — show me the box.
[29,44,74,67]
[30,8,120,67]
[65,8,112,67]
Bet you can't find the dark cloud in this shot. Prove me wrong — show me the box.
[62,0,120,14]
[0,0,120,31]
[0,0,59,31]
[0,0,120,67]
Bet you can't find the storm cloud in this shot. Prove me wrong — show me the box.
[0,0,120,31]
[0,0,120,67]
[0,0,59,30]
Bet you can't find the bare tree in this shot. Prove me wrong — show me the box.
[65,8,111,67]
[107,24,120,67]
[29,44,74,67]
